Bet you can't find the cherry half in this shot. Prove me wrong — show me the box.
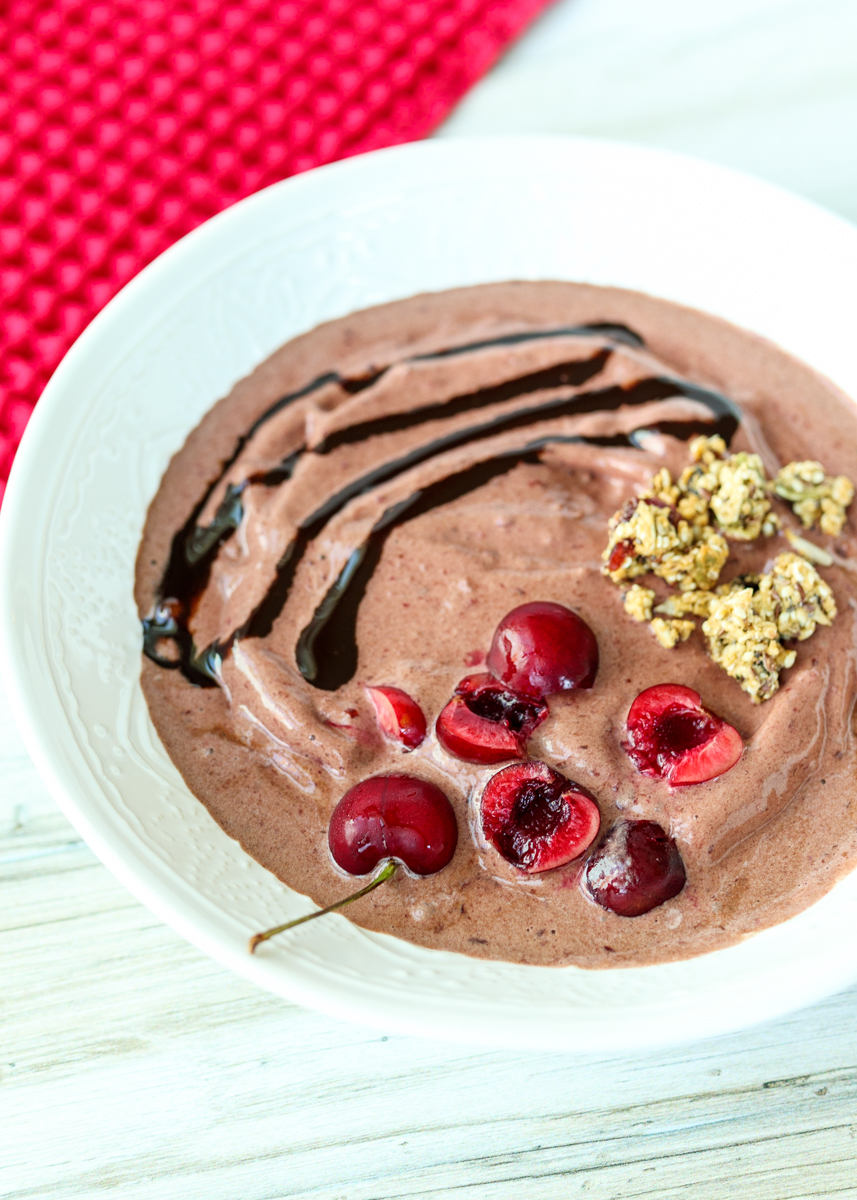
[365,685,427,750]
[436,673,548,765]
[486,601,598,699]
[249,775,457,952]
[480,761,601,874]
[583,819,686,917]
[624,684,743,786]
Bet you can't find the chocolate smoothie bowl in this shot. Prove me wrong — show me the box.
[135,280,857,970]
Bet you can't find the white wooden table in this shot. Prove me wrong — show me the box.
[5,1,857,1194]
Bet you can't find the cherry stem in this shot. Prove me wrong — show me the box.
[248,859,398,954]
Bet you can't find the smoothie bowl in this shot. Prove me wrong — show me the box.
[3,137,857,1048]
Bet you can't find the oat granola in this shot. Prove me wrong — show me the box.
[605,436,850,700]
[702,586,796,703]
[654,590,717,619]
[654,534,730,591]
[773,461,855,537]
[762,551,837,641]
[699,554,834,701]
[603,498,687,584]
[603,497,728,591]
[623,584,655,623]
[682,436,779,540]
[650,617,695,649]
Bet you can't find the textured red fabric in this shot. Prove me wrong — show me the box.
[0,0,552,502]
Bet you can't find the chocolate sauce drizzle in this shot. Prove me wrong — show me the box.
[144,325,635,668]
[312,349,613,453]
[142,321,741,692]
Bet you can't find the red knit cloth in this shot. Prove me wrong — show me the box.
[0,0,551,502]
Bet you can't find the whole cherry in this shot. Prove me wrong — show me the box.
[486,601,598,699]
[436,673,548,764]
[249,775,457,951]
[328,775,457,876]
[480,760,601,874]
[624,684,743,786]
[583,819,686,917]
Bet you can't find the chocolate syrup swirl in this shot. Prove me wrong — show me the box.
[142,321,741,691]
[409,321,644,358]
[179,325,642,559]
[312,349,612,453]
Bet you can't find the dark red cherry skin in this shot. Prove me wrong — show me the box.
[480,761,601,874]
[328,775,458,876]
[624,684,743,786]
[486,601,599,699]
[436,674,548,765]
[365,685,427,750]
[583,819,686,917]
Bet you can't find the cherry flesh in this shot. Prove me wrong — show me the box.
[624,683,743,785]
[583,819,686,917]
[328,774,458,876]
[480,760,601,874]
[436,673,548,764]
[365,685,427,750]
[249,775,458,952]
[487,601,598,699]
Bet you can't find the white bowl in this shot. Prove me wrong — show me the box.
[3,136,857,1051]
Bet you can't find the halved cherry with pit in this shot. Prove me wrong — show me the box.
[436,673,548,764]
[480,761,601,873]
[249,775,457,951]
[624,684,743,786]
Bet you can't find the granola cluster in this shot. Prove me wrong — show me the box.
[702,579,796,703]
[623,583,654,623]
[683,436,780,540]
[773,461,855,537]
[650,617,695,649]
[761,552,837,641]
[604,436,758,595]
[623,584,699,648]
[603,435,852,701]
[604,462,729,594]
